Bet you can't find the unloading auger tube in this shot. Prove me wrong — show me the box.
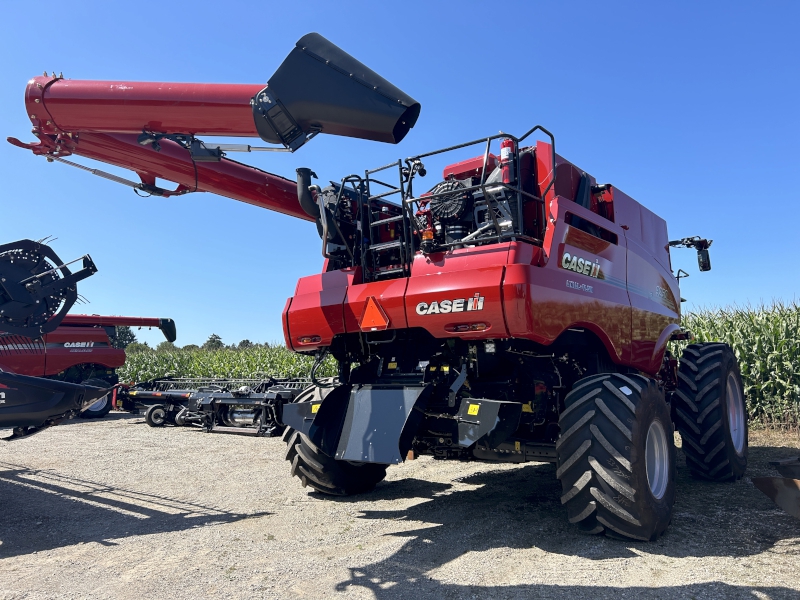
[7,33,420,220]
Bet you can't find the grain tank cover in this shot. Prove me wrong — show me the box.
[253,32,421,149]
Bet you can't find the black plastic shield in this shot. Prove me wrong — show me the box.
[456,398,522,448]
[158,318,177,343]
[0,371,111,429]
[335,384,431,464]
[282,383,431,464]
[254,32,421,148]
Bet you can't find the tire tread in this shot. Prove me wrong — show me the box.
[556,373,674,541]
[673,343,747,481]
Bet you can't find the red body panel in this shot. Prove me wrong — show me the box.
[524,197,633,362]
[282,144,680,375]
[0,315,170,378]
[406,246,511,340]
[614,189,680,372]
[344,278,409,334]
[43,327,124,375]
[0,326,120,377]
[443,154,498,181]
[0,336,46,376]
[286,269,357,351]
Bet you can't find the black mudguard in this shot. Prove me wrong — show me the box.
[0,370,110,429]
[282,384,432,465]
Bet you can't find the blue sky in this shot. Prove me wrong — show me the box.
[1,1,798,347]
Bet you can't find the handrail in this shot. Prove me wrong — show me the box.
[357,126,555,277]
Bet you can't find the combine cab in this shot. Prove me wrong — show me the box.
[10,32,749,540]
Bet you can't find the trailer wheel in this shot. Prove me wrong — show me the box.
[674,343,748,481]
[283,428,387,496]
[145,404,167,427]
[556,373,676,541]
[78,378,113,419]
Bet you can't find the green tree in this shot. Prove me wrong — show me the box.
[182,344,200,351]
[238,339,254,350]
[113,326,137,349]
[202,333,224,351]
[156,341,177,352]
[125,341,151,353]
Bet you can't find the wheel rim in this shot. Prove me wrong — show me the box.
[645,420,670,500]
[152,409,165,425]
[86,395,108,412]
[726,372,746,455]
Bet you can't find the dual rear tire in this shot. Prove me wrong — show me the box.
[556,343,748,541]
[673,343,748,481]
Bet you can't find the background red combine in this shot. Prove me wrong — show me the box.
[0,239,110,436]
[9,33,749,541]
[1,314,176,418]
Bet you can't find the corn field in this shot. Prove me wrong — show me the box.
[119,301,800,425]
[676,301,800,425]
[118,345,336,383]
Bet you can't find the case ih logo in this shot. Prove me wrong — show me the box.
[416,293,485,316]
[561,252,602,278]
[64,342,95,348]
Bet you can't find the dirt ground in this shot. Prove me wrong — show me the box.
[1,416,798,599]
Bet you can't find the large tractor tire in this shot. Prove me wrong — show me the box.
[673,343,748,481]
[283,429,387,496]
[78,378,113,419]
[556,373,676,541]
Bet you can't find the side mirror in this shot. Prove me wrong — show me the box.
[669,236,713,273]
[697,248,711,271]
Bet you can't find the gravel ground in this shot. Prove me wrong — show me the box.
[1,415,799,599]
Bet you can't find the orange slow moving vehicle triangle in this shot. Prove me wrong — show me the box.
[359,296,390,332]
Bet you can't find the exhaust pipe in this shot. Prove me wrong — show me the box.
[296,168,320,219]
[253,33,421,150]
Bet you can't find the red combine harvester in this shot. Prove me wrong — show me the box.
[1,314,176,418]
[10,33,749,540]
[0,239,112,437]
